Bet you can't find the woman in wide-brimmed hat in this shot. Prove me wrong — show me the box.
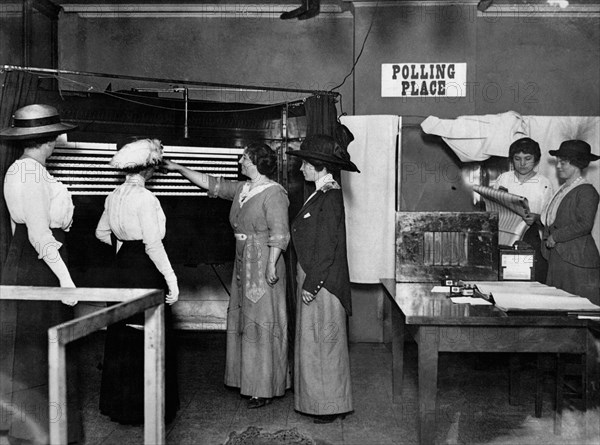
[541,139,600,304]
[286,134,357,423]
[95,137,180,424]
[0,104,82,443]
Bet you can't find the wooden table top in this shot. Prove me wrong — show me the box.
[380,279,594,327]
[0,285,162,302]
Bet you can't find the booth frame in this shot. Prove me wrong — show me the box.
[0,285,166,445]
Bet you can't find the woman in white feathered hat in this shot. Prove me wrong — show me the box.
[95,137,180,424]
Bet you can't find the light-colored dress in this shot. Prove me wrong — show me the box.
[209,178,291,398]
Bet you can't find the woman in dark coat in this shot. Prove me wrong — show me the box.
[541,139,600,304]
[0,104,81,444]
[286,135,359,423]
[95,138,180,424]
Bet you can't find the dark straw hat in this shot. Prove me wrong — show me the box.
[286,134,360,172]
[0,104,77,140]
[549,139,599,162]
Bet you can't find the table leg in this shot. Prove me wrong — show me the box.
[417,326,440,445]
[391,304,405,403]
[584,327,600,441]
[509,353,521,406]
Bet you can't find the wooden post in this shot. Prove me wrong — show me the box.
[48,327,67,445]
[1,287,166,444]
[391,304,405,404]
[144,301,165,445]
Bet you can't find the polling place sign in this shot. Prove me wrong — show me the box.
[381,63,467,97]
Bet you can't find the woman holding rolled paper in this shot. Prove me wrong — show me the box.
[95,137,180,424]
[163,142,290,409]
[492,137,553,282]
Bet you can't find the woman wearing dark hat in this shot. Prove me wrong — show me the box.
[162,143,290,409]
[95,138,180,424]
[0,104,82,443]
[541,139,600,304]
[286,134,358,424]
[492,137,553,281]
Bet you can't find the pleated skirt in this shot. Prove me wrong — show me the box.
[294,265,353,415]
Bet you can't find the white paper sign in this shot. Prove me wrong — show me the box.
[381,63,467,97]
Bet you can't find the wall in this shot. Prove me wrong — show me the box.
[57,9,354,104]
[353,3,600,116]
[351,2,599,342]
[0,6,23,65]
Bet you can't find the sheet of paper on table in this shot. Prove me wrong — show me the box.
[431,286,451,293]
[469,281,600,312]
[431,286,493,305]
[450,296,493,305]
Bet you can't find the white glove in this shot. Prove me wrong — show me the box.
[165,273,179,305]
[60,279,78,306]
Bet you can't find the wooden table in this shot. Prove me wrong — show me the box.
[380,279,600,445]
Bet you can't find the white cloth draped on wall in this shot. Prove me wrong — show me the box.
[340,115,399,283]
[421,113,600,249]
[421,111,528,161]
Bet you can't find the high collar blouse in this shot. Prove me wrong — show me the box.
[3,157,74,256]
[95,173,166,244]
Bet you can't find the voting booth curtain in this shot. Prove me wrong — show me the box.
[0,71,40,282]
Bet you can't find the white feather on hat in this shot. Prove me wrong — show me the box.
[110,138,163,170]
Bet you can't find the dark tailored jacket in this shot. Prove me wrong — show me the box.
[291,182,352,315]
[541,183,600,268]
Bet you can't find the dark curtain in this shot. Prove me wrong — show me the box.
[304,94,338,136]
[0,71,40,281]
[0,71,40,432]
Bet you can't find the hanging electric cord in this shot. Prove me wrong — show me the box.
[2,65,327,114]
[210,264,231,297]
[329,0,380,93]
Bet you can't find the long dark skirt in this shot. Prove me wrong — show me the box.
[546,249,600,305]
[522,225,547,283]
[0,224,81,444]
[98,240,179,425]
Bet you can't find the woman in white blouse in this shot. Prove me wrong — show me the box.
[492,137,553,282]
[95,137,180,425]
[0,104,81,444]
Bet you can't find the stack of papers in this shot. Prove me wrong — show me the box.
[471,281,600,312]
[431,286,492,305]
[449,296,492,305]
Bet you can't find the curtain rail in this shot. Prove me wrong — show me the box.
[1,65,339,97]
